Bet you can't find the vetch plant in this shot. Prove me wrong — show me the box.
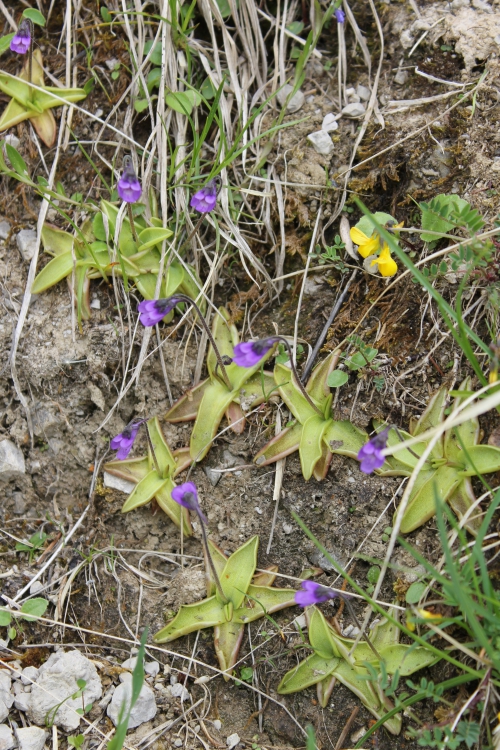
[350,212,402,277]
[154,535,296,678]
[104,417,192,534]
[254,349,367,480]
[164,307,275,462]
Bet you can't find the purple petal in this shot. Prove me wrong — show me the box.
[334,8,345,23]
[190,179,218,214]
[117,159,141,203]
[359,450,385,474]
[10,20,31,54]
[295,581,336,607]
[171,481,207,523]
[233,338,277,368]
[110,434,124,451]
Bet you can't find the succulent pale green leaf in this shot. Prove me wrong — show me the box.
[274,362,319,424]
[458,445,500,477]
[178,267,205,312]
[190,381,235,461]
[278,653,340,694]
[214,622,245,679]
[375,644,438,675]
[137,226,173,251]
[312,443,333,481]
[323,420,367,458]
[300,415,329,481]
[121,471,170,513]
[104,456,150,483]
[238,370,276,407]
[165,89,201,116]
[32,252,74,294]
[207,307,239,377]
[254,422,302,466]
[317,673,337,708]
[207,540,229,596]
[218,535,258,609]
[307,608,340,660]
[41,225,74,256]
[306,350,338,403]
[165,380,210,422]
[444,378,478,457]
[147,417,176,476]
[164,263,184,296]
[374,421,426,469]
[411,386,448,457]
[400,465,461,534]
[234,584,297,623]
[154,596,226,642]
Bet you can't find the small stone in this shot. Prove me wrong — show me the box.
[121,657,137,671]
[341,102,366,117]
[226,733,240,749]
[357,84,371,101]
[0,221,10,240]
[306,130,334,156]
[351,727,367,744]
[3,134,20,151]
[14,692,31,713]
[90,299,100,310]
[29,581,44,596]
[282,523,293,535]
[105,58,120,71]
[170,683,189,702]
[213,720,222,731]
[16,229,37,262]
[0,725,15,750]
[16,727,47,750]
[345,87,356,97]
[294,614,307,630]
[174,740,183,748]
[107,681,157,729]
[13,492,26,514]
[472,0,492,10]
[203,466,221,487]
[394,69,408,84]
[277,84,305,113]
[321,113,339,132]
[0,440,25,480]
[21,667,39,686]
[0,701,8,724]
[103,472,135,494]
[144,661,160,678]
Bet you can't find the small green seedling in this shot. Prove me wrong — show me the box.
[165,308,275,461]
[104,417,192,534]
[15,529,48,564]
[154,536,296,679]
[0,598,49,630]
[254,350,367,480]
[376,379,500,534]
[277,607,438,735]
[0,50,87,147]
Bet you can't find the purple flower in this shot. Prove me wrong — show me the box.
[110,420,144,460]
[295,581,339,607]
[334,7,345,22]
[190,179,218,214]
[10,19,31,55]
[171,481,207,524]
[232,337,279,368]
[117,156,142,203]
[357,427,389,474]
[137,297,181,327]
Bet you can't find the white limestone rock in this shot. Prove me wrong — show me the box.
[277,84,305,113]
[341,102,366,117]
[0,725,15,750]
[103,472,135,494]
[0,440,25,481]
[16,230,37,262]
[107,680,157,729]
[28,650,102,731]
[321,113,339,132]
[306,130,334,156]
[16,727,47,750]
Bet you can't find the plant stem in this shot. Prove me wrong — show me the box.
[27,20,33,100]
[198,515,229,603]
[275,337,323,418]
[127,203,140,245]
[144,426,161,476]
[342,597,382,661]
[170,294,232,391]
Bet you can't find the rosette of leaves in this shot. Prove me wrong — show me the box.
[154,535,296,679]
[278,607,438,734]
[254,350,367,480]
[164,308,275,461]
[0,49,87,147]
[32,200,204,322]
[104,417,192,535]
[376,379,500,535]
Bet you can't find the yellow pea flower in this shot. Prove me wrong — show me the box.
[372,245,398,277]
[350,226,380,258]
[417,608,443,620]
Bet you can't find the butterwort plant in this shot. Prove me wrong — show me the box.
[154,533,296,679]
[190,178,218,214]
[110,419,145,460]
[10,18,32,55]
[117,156,142,244]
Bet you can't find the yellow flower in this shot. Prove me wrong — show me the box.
[350,226,380,258]
[372,245,398,277]
[417,608,443,620]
